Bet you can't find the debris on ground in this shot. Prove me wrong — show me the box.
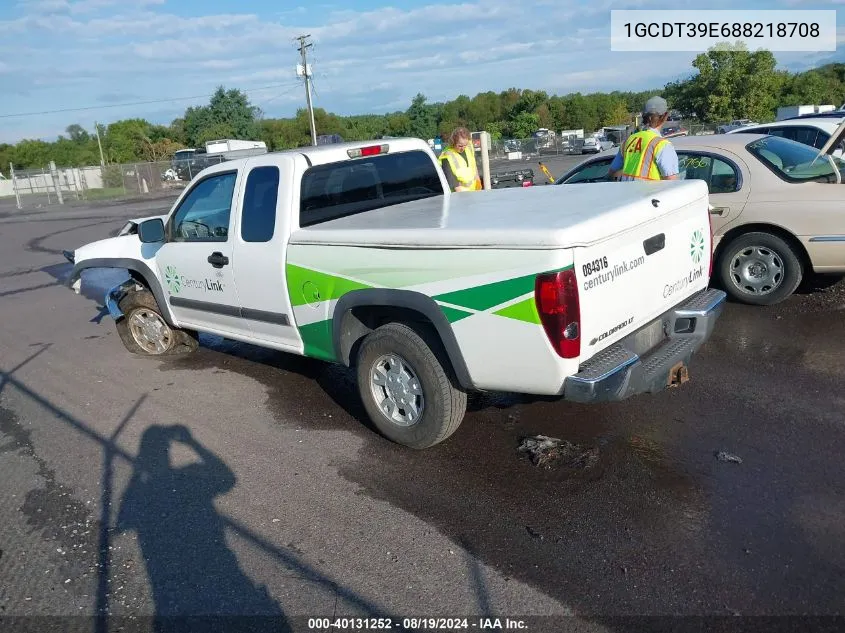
[525,526,543,541]
[518,435,599,470]
[714,450,743,464]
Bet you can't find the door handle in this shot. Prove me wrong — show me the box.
[207,252,229,268]
[710,206,729,216]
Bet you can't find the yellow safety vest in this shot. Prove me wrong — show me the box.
[439,146,481,191]
[619,129,669,181]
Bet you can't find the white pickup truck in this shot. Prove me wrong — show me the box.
[67,138,726,449]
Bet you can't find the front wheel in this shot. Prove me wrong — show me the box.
[355,322,467,449]
[716,231,803,306]
[115,289,198,356]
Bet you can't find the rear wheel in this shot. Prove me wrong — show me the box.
[356,322,467,449]
[115,289,198,356]
[717,231,803,306]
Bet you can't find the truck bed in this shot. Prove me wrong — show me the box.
[289,180,710,250]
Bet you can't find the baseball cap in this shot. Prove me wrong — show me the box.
[644,96,668,115]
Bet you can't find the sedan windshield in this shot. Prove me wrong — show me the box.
[746,136,845,183]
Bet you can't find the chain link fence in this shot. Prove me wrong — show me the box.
[487,122,721,160]
[2,156,226,210]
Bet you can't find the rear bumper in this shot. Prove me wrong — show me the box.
[563,288,726,403]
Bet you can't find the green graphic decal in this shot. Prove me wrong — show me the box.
[297,320,336,361]
[286,264,372,307]
[493,296,541,324]
[432,272,538,312]
[286,262,572,360]
[438,305,474,323]
[690,229,705,264]
[165,265,181,294]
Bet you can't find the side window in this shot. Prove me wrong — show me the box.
[241,166,279,243]
[169,172,236,242]
[709,158,740,193]
[563,159,612,183]
[678,153,740,194]
[812,130,830,150]
[678,153,713,184]
[779,126,819,148]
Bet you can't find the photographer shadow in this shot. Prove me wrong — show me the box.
[116,424,291,632]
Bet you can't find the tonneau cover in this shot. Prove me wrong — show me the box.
[289,179,709,250]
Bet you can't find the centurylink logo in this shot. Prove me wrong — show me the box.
[165,265,181,294]
[690,229,705,264]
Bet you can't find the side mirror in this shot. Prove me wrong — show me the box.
[138,218,165,243]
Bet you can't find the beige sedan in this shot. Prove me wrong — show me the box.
[555,123,845,305]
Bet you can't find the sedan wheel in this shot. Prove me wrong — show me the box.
[717,231,803,306]
[728,246,784,296]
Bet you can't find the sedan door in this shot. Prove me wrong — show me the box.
[676,150,751,230]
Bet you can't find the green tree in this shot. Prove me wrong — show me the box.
[666,43,783,122]
[406,93,439,139]
[183,86,260,147]
[103,119,150,163]
[508,112,540,139]
[65,124,90,144]
[13,139,52,169]
[0,144,16,173]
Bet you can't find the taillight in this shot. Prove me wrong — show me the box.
[535,269,580,359]
[348,144,388,158]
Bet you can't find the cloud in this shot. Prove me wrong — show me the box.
[17,0,165,13]
[0,0,841,143]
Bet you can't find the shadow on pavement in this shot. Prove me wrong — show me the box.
[0,346,402,631]
[116,424,290,632]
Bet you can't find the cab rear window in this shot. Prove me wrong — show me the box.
[299,150,444,227]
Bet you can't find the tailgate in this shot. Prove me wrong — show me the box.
[574,187,712,360]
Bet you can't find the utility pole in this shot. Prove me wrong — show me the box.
[295,34,317,146]
[94,121,105,166]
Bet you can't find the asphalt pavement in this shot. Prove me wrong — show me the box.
[1,199,845,632]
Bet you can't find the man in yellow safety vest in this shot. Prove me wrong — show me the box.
[439,127,482,192]
[609,96,679,181]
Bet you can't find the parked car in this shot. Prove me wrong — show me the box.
[725,116,845,157]
[780,110,845,121]
[554,124,845,306]
[662,124,689,138]
[581,135,614,154]
[66,138,724,449]
[716,119,757,134]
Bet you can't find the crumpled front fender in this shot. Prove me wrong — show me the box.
[66,236,175,326]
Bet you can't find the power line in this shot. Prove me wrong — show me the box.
[0,82,300,119]
[254,83,303,112]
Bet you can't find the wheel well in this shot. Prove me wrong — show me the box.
[331,290,476,390]
[714,223,812,275]
[339,305,440,367]
[128,269,151,289]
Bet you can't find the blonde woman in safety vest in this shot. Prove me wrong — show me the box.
[439,127,482,192]
[609,96,680,182]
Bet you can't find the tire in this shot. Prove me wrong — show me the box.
[115,289,198,356]
[355,322,467,449]
[717,231,803,306]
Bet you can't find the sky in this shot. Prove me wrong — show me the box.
[0,0,842,143]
